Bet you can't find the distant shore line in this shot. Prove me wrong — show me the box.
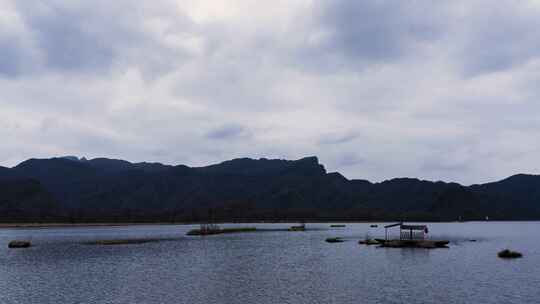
[0,220,537,229]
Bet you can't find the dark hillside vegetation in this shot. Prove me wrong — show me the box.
[1,156,539,222]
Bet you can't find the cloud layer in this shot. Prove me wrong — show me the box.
[2,0,540,184]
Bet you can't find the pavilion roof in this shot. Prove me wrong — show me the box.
[384,222,402,228]
[400,224,427,230]
[383,223,427,230]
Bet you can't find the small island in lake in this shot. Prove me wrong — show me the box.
[187,224,257,236]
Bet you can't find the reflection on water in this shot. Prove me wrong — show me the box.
[1,222,539,304]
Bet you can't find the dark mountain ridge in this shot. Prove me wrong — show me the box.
[1,156,539,222]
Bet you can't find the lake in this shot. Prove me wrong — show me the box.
[1,222,539,304]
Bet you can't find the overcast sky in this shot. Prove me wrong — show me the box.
[1,0,540,185]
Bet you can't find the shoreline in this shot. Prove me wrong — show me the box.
[0,223,183,229]
[0,220,537,229]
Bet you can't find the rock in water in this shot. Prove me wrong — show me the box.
[8,240,31,248]
[498,249,523,259]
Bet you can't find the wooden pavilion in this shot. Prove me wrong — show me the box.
[378,222,448,248]
[384,222,428,241]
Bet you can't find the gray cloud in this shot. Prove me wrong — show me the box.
[335,153,364,168]
[19,2,115,72]
[457,1,540,76]
[0,20,36,77]
[1,1,540,185]
[206,124,249,140]
[7,1,196,78]
[318,131,359,145]
[0,39,22,76]
[293,1,448,71]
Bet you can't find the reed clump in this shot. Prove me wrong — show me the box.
[84,238,168,245]
[288,225,305,231]
[325,237,344,243]
[358,239,379,245]
[498,249,523,259]
[187,227,256,236]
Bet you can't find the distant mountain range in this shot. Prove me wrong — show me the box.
[1,156,539,223]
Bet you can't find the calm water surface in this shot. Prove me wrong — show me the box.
[1,222,539,304]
